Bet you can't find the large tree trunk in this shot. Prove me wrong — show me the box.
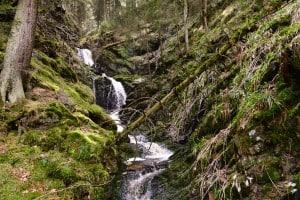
[0,0,37,103]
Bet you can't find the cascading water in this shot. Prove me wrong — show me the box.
[101,73,127,132]
[77,48,173,199]
[92,73,126,132]
[76,48,94,67]
[121,135,173,200]
[77,48,126,132]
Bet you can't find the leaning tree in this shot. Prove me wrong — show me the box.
[0,0,38,103]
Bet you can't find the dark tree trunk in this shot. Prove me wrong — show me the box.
[0,0,38,103]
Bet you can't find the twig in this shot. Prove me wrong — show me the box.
[34,176,115,200]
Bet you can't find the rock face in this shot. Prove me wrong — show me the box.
[93,75,126,112]
[94,76,117,111]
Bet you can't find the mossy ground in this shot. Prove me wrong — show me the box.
[0,1,120,199]
[0,84,118,199]
[1,0,300,199]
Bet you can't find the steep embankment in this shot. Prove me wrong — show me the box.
[0,1,119,199]
[160,1,300,199]
[97,0,300,199]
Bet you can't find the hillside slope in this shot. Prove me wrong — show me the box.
[0,0,119,199]
[0,0,300,199]
[97,0,300,199]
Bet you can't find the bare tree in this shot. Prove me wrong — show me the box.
[184,0,189,51]
[200,0,208,32]
[93,0,121,21]
[0,0,38,103]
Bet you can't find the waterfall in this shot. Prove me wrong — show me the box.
[102,73,127,111]
[101,73,127,133]
[76,48,126,132]
[76,48,94,66]
[77,48,172,199]
[92,73,127,133]
[121,135,173,199]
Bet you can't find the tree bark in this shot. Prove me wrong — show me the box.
[118,14,261,141]
[0,0,38,103]
[183,0,189,51]
[203,0,208,32]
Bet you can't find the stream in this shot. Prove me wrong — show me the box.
[77,48,173,199]
[121,135,173,199]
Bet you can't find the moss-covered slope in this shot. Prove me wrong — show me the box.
[95,0,300,199]
[157,1,300,199]
[0,0,119,199]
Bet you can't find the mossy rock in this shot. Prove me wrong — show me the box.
[34,33,59,57]
[31,56,116,131]
[90,187,105,199]
[23,130,41,146]
[64,130,108,161]
[54,56,78,82]
[34,51,77,82]
[85,164,109,184]
[25,102,79,128]
[40,129,65,151]
[87,104,117,131]
[43,159,79,186]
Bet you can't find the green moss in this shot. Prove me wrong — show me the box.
[55,56,77,81]
[34,34,60,57]
[87,104,116,130]
[31,58,61,91]
[262,183,272,194]
[257,156,281,184]
[277,87,296,105]
[264,14,291,32]
[40,130,64,151]
[46,102,75,120]
[23,130,41,146]
[85,164,109,183]
[31,55,116,131]
[0,51,4,63]
[288,103,300,118]
[295,172,300,188]
[0,150,12,163]
[65,130,108,161]
[73,83,95,104]
[34,51,77,82]
[254,102,281,122]
[43,159,79,185]
[91,187,105,199]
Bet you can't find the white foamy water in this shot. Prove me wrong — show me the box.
[106,75,127,110]
[124,169,164,200]
[110,111,124,133]
[76,48,94,66]
[102,73,127,133]
[128,135,173,161]
[122,135,173,200]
